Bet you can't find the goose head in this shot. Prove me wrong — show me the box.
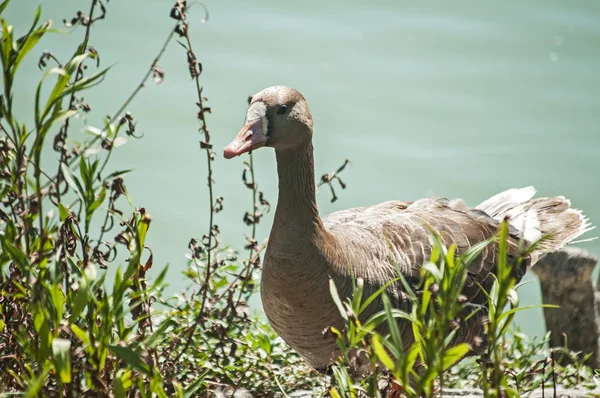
[223,86,313,159]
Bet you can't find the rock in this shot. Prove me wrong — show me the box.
[531,247,599,368]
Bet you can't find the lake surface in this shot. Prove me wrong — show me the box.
[5,0,600,339]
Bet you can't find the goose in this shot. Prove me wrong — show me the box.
[223,85,592,371]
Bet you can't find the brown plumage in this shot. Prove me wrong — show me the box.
[223,86,593,370]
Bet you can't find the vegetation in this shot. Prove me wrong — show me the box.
[325,224,599,397]
[0,1,597,396]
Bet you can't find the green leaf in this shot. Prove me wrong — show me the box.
[1,20,14,69]
[1,239,31,268]
[109,345,151,376]
[460,238,493,266]
[85,186,106,233]
[255,333,272,355]
[87,186,106,214]
[137,211,151,248]
[69,275,89,323]
[59,66,111,101]
[498,220,510,280]
[50,283,64,323]
[113,369,132,398]
[371,334,395,371]
[422,262,443,283]
[383,293,403,350]
[359,276,399,314]
[14,16,51,74]
[152,265,169,289]
[60,163,85,204]
[442,343,470,370]
[38,106,77,136]
[143,319,176,349]
[329,278,347,321]
[25,363,51,398]
[43,53,87,116]
[105,169,133,180]
[405,343,420,373]
[182,373,208,398]
[58,203,71,221]
[114,376,126,398]
[52,338,72,383]
[0,0,11,14]
[70,324,91,349]
[329,388,342,398]
[351,277,364,314]
[328,326,343,340]
[79,156,91,188]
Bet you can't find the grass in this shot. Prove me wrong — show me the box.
[0,1,598,396]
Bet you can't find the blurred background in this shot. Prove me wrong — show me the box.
[5,0,600,339]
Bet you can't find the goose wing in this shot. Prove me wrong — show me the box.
[324,197,530,301]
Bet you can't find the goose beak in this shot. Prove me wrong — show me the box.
[223,119,268,159]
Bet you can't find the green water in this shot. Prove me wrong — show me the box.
[5,0,600,339]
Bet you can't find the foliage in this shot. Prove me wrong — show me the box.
[0,1,318,396]
[448,330,600,393]
[0,1,598,397]
[326,224,598,398]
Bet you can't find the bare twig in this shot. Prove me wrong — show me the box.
[172,0,219,363]
[317,159,350,203]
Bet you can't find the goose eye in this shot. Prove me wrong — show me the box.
[277,105,287,115]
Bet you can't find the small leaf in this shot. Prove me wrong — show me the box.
[442,343,470,371]
[113,136,127,147]
[13,8,49,73]
[105,169,133,180]
[143,319,176,349]
[359,277,399,314]
[25,363,51,398]
[460,238,493,266]
[329,388,342,398]
[255,333,272,356]
[371,334,395,371]
[383,294,403,350]
[113,369,132,398]
[329,279,348,321]
[183,373,208,398]
[0,0,11,14]
[52,338,72,383]
[81,125,105,137]
[405,343,420,372]
[79,157,91,188]
[69,275,89,323]
[50,283,64,323]
[86,187,106,222]
[58,203,71,221]
[1,239,31,268]
[70,324,91,348]
[61,163,85,204]
[422,262,443,283]
[109,345,151,376]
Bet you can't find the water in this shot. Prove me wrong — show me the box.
[5,0,600,339]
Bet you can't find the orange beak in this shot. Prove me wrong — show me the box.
[223,119,268,159]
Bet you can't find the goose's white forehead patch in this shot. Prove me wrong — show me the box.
[246,101,266,121]
[246,101,269,136]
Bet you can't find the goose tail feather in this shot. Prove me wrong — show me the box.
[477,187,595,262]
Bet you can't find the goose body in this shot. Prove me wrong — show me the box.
[224,86,592,370]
